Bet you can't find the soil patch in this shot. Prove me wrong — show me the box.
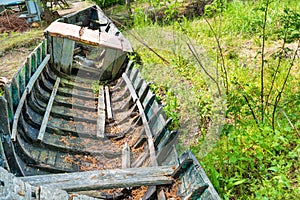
[0,47,36,80]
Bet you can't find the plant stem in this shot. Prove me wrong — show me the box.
[261,0,270,124]
[204,17,229,95]
[265,40,286,112]
[272,39,300,131]
[186,41,222,97]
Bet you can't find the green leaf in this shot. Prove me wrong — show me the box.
[233,179,247,186]
[268,166,278,172]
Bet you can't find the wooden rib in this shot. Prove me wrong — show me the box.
[105,86,113,122]
[172,158,194,179]
[122,73,138,102]
[137,101,158,166]
[122,73,157,166]
[11,88,28,141]
[97,85,105,138]
[37,77,61,141]
[21,166,174,192]
[157,188,167,200]
[122,142,130,168]
[26,55,50,93]
[11,54,51,141]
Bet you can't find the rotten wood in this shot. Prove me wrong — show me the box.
[45,21,132,52]
[37,78,61,141]
[105,86,113,122]
[21,166,175,192]
[97,85,105,138]
[11,55,50,141]
[122,142,130,168]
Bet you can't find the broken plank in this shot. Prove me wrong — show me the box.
[122,142,130,168]
[21,166,175,192]
[37,78,61,141]
[105,85,113,122]
[97,85,105,138]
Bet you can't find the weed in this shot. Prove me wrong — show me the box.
[0,88,4,96]
[127,0,300,198]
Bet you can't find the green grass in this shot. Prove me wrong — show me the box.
[0,29,44,56]
[128,0,300,199]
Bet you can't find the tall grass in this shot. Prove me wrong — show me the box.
[127,0,300,199]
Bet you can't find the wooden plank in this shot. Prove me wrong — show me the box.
[157,188,167,200]
[172,159,194,179]
[154,118,172,146]
[122,73,157,166]
[52,37,63,72]
[11,54,50,141]
[125,60,134,73]
[137,101,158,166]
[122,142,130,168]
[21,166,174,192]
[60,38,75,74]
[39,186,69,200]
[122,73,138,101]
[45,21,132,52]
[26,54,50,92]
[11,88,28,141]
[105,86,113,122]
[0,97,10,171]
[0,167,30,199]
[11,77,20,110]
[142,185,156,200]
[97,85,105,138]
[31,52,38,72]
[37,78,61,141]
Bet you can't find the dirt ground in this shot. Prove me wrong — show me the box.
[0,47,36,80]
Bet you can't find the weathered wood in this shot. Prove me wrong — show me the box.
[52,37,63,72]
[142,185,156,200]
[0,97,10,170]
[182,185,209,200]
[105,86,113,121]
[122,142,130,168]
[122,73,138,102]
[137,100,157,166]
[45,21,132,52]
[0,167,32,199]
[38,185,99,200]
[21,166,175,192]
[37,78,61,141]
[97,85,105,138]
[39,186,69,200]
[11,88,28,141]
[60,38,75,74]
[172,158,193,179]
[132,150,149,168]
[125,60,134,73]
[11,77,20,110]
[122,73,157,166]
[154,118,172,146]
[157,188,167,200]
[11,55,50,141]
[26,54,51,93]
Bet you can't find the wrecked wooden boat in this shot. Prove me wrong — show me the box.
[0,5,220,199]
